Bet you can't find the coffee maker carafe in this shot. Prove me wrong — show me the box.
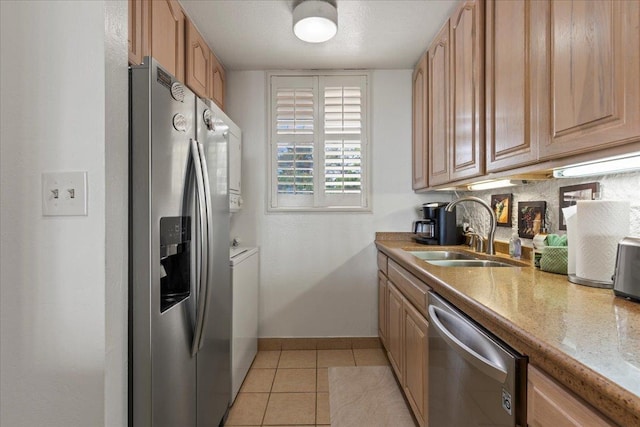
[413,202,458,245]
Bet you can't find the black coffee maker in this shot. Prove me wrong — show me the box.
[412,202,458,245]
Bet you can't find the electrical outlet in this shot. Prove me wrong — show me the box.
[42,171,88,216]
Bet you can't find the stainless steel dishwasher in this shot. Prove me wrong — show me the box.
[428,292,527,427]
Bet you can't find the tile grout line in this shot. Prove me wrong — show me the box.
[315,349,319,426]
[260,350,281,427]
[314,381,318,426]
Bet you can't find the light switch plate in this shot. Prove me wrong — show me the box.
[42,171,88,216]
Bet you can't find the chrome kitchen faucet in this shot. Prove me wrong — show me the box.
[446,196,497,255]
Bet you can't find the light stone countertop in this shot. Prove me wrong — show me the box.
[375,234,640,427]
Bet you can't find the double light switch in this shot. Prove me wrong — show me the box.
[42,171,88,216]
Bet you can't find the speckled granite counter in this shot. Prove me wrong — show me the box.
[375,234,640,426]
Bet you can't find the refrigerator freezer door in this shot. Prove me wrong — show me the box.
[130,59,198,427]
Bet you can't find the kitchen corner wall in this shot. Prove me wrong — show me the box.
[1,1,128,426]
[226,70,443,337]
[456,172,640,244]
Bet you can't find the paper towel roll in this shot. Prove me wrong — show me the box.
[562,205,578,275]
[575,200,630,283]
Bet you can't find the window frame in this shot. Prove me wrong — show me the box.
[267,70,372,213]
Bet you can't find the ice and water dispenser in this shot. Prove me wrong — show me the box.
[159,216,191,312]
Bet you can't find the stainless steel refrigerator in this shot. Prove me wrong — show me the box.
[129,57,231,427]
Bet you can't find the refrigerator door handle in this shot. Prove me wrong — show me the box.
[195,140,214,353]
[190,138,209,357]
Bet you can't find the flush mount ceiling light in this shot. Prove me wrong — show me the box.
[553,153,640,178]
[293,0,338,43]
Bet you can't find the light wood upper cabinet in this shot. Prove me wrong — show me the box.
[128,0,148,65]
[485,0,549,172]
[426,1,484,187]
[450,0,484,182]
[209,52,226,110]
[539,0,640,160]
[185,19,210,99]
[427,21,451,187]
[402,299,428,427]
[386,281,404,381]
[149,0,185,82]
[128,0,226,109]
[527,365,615,427]
[412,54,428,190]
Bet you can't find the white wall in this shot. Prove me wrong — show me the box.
[227,70,444,337]
[0,1,128,426]
[104,1,129,426]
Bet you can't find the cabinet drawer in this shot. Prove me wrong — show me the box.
[388,260,430,316]
[377,251,388,275]
[527,365,615,427]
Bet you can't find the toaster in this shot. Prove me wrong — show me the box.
[612,237,640,302]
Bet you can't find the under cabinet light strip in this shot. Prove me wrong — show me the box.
[553,154,640,178]
[467,179,524,191]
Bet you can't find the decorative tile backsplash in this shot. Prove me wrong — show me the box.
[452,171,640,245]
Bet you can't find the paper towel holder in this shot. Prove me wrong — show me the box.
[568,274,614,289]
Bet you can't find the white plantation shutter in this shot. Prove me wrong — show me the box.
[271,76,317,207]
[275,84,314,195]
[269,73,369,211]
[321,76,365,206]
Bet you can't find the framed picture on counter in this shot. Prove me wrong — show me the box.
[490,193,513,227]
[558,182,600,230]
[518,201,546,239]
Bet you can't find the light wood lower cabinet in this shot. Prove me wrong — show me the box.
[402,298,429,427]
[377,251,619,427]
[386,281,404,381]
[378,254,429,427]
[527,365,615,427]
[378,271,388,347]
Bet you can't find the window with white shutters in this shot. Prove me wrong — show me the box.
[269,73,370,211]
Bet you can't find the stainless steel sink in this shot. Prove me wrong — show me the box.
[408,251,476,261]
[426,259,514,268]
[407,250,520,267]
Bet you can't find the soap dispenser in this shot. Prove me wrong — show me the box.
[509,233,522,259]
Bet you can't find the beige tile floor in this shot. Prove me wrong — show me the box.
[225,348,390,426]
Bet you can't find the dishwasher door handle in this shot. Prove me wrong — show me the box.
[429,305,508,383]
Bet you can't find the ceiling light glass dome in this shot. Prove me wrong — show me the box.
[293,0,338,43]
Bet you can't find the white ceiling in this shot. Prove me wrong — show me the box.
[180,0,461,71]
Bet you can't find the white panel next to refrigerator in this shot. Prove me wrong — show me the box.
[229,127,242,212]
[230,246,259,402]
